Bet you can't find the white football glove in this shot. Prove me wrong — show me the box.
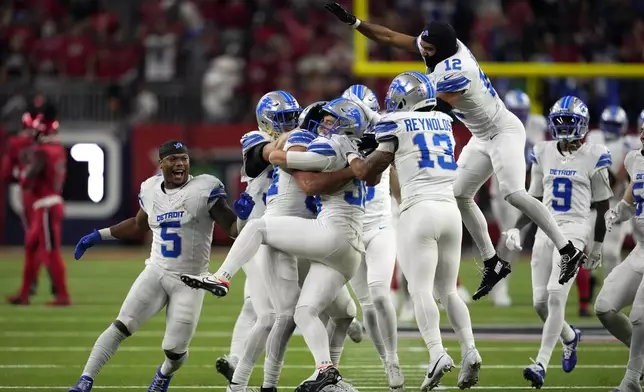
[333,134,361,162]
[604,208,618,233]
[584,241,603,270]
[504,228,522,252]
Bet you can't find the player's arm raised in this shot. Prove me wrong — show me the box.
[325,2,417,53]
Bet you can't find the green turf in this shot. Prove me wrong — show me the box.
[0,248,630,391]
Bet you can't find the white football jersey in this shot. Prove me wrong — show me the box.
[624,149,644,234]
[529,141,613,226]
[240,130,274,220]
[306,134,365,251]
[363,167,392,230]
[138,174,226,275]
[374,111,458,213]
[265,129,318,218]
[585,130,642,177]
[429,39,512,138]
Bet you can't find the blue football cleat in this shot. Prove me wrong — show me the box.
[147,366,173,392]
[69,375,93,392]
[523,362,545,389]
[562,327,582,373]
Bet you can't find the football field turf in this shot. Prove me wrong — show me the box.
[0,247,629,391]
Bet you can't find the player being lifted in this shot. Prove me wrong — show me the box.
[487,90,547,307]
[600,123,644,392]
[502,97,611,389]
[68,141,255,392]
[325,2,588,298]
[347,71,481,391]
[182,98,370,392]
[216,91,302,384]
[342,84,405,391]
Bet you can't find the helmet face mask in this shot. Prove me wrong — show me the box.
[548,96,589,142]
[313,98,367,140]
[298,101,328,134]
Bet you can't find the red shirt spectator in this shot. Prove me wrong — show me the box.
[60,26,94,77]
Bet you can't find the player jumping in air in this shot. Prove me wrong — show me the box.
[325,2,588,299]
[503,96,611,388]
[68,140,254,392]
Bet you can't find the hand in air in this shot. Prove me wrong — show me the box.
[503,228,522,252]
[584,242,602,270]
[324,2,357,25]
[233,192,255,220]
[74,229,102,260]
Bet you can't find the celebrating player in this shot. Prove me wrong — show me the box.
[68,140,255,392]
[602,123,644,392]
[503,96,611,388]
[6,111,70,306]
[325,2,588,299]
[216,91,301,384]
[487,90,547,307]
[347,71,481,391]
[181,98,370,392]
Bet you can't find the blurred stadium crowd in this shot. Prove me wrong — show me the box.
[1,0,644,126]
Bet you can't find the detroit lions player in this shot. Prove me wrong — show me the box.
[325,2,588,299]
[489,90,547,307]
[68,141,255,392]
[503,97,612,389]
[217,91,301,383]
[603,124,644,392]
[342,85,404,391]
[182,98,370,392]
[348,71,481,391]
[586,105,642,279]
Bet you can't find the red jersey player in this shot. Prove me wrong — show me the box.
[7,113,70,306]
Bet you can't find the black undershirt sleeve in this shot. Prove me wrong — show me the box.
[244,142,270,178]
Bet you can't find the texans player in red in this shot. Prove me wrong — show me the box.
[6,112,70,306]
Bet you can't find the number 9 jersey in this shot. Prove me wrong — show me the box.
[529,141,613,226]
[138,174,227,275]
[374,111,458,213]
[624,149,644,230]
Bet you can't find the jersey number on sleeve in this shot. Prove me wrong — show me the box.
[633,182,644,216]
[412,133,458,170]
[160,221,182,258]
[552,177,572,212]
[345,179,366,207]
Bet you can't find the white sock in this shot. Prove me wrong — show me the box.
[263,315,296,388]
[456,196,496,260]
[362,303,387,361]
[370,286,399,364]
[442,292,475,356]
[216,219,266,281]
[411,291,443,362]
[536,292,569,368]
[506,191,568,250]
[294,305,332,367]
[231,314,275,386]
[160,352,187,377]
[229,297,257,367]
[82,324,128,378]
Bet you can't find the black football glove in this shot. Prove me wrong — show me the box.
[325,2,357,26]
[358,133,378,156]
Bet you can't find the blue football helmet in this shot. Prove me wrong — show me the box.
[384,71,436,113]
[599,105,628,140]
[342,84,380,112]
[548,96,590,141]
[317,98,369,139]
[504,89,530,124]
[255,91,302,137]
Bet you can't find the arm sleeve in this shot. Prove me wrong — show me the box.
[528,151,544,197]
[376,140,398,153]
[286,151,336,171]
[374,121,399,142]
[591,167,614,202]
[244,142,270,178]
[593,150,612,174]
[207,180,228,209]
[285,130,316,150]
[436,71,472,93]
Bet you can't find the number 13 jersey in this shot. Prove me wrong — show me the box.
[374,111,458,213]
[529,141,613,226]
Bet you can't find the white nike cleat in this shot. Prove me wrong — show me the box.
[457,347,482,389]
[385,362,405,391]
[421,352,455,391]
[616,378,643,392]
[180,273,230,297]
[347,319,364,343]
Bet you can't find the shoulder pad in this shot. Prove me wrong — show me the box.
[307,137,337,157]
[194,174,227,204]
[285,130,317,150]
[140,174,163,191]
[241,130,272,154]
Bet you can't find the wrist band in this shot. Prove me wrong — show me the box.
[351,18,361,29]
[99,228,116,240]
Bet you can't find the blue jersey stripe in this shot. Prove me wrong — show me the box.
[529,151,537,164]
[374,121,398,133]
[437,76,470,92]
[595,158,612,168]
[242,134,266,150]
[208,186,227,204]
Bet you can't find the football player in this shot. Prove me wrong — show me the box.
[503,96,612,388]
[68,140,255,392]
[347,71,481,391]
[216,91,302,384]
[488,90,547,307]
[603,123,644,392]
[342,84,404,390]
[325,2,588,300]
